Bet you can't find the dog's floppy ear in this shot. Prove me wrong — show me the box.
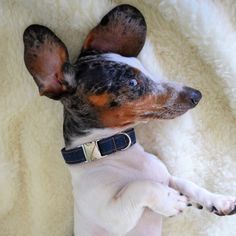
[81,4,147,57]
[23,25,76,100]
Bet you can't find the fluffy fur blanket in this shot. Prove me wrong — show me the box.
[1,0,236,235]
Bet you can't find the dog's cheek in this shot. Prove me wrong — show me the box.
[97,97,152,127]
[99,106,138,127]
[97,93,176,127]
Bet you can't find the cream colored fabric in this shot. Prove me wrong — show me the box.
[0,0,235,235]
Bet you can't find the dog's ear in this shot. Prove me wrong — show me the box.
[23,25,76,100]
[81,4,147,57]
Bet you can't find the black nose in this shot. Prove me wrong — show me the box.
[184,87,202,107]
[190,89,202,105]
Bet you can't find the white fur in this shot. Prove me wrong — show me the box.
[103,53,156,81]
[69,142,236,235]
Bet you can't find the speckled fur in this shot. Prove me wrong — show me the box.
[23,4,202,147]
[61,54,156,144]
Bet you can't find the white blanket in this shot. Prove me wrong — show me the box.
[1,0,235,235]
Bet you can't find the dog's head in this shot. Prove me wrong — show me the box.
[23,4,201,139]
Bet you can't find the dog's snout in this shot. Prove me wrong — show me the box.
[182,87,202,107]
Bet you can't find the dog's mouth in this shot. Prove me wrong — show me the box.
[140,107,189,120]
[98,88,202,127]
[136,85,202,121]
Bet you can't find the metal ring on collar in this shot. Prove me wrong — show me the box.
[120,132,132,151]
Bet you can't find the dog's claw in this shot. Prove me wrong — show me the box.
[196,204,203,210]
[228,206,236,215]
[214,211,223,216]
[209,199,236,216]
[210,206,223,216]
[211,206,217,212]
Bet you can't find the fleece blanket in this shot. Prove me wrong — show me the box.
[1,0,236,235]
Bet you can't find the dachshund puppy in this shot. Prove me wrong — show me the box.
[23,4,236,236]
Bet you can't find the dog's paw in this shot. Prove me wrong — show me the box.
[153,187,189,217]
[204,194,236,216]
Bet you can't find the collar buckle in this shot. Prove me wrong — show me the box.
[82,141,106,162]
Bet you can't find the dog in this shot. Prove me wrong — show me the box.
[23,4,236,236]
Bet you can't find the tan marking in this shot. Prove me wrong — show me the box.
[83,33,95,50]
[88,93,111,107]
[132,67,140,75]
[97,92,173,128]
[100,105,136,127]
[99,96,157,127]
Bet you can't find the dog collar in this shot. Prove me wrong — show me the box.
[61,128,136,164]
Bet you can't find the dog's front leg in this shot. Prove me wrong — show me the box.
[169,176,236,216]
[105,180,188,235]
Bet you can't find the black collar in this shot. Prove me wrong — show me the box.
[61,128,136,164]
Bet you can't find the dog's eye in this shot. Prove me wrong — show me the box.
[129,79,138,87]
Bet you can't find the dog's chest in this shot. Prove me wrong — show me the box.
[69,144,168,235]
[113,151,170,185]
[70,144,170,197]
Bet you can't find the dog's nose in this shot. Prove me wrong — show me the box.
[190,89,202,105]
[183,87,202,107]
